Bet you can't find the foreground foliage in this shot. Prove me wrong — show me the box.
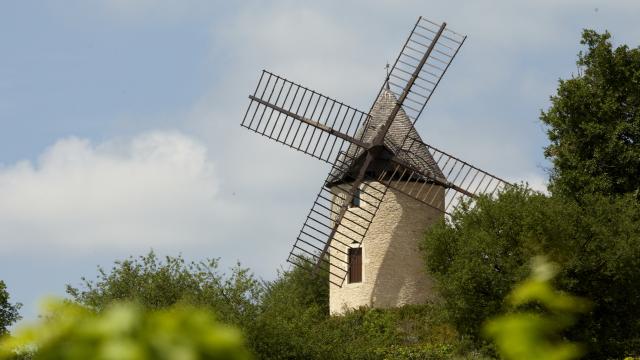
[0,300,249,360]
[484,257,590,360]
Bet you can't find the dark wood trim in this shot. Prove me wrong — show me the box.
[348,247,363,283]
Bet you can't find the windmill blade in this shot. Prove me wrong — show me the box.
[377,136,511,214]
[242,70,373,163]
[381,17,466,143]
[287,151,388,287]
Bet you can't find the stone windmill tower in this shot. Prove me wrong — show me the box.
[325,86,448,313]
[240,17,510,314]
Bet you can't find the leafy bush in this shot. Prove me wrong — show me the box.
[66,251,262,328]
[254,303,469,360]
[249,261,328,359]
[373,343,455,360]
[252,262,475,360]
[65,252,486,359]
[0,300,250,360]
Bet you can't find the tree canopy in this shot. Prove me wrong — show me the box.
[423,29,640,359]
[422,188,640,358]
[0,281,21,337]
[541,30,640,198]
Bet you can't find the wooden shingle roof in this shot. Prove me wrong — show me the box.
[328,88,445,185]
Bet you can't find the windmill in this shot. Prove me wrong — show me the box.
[241,17,511,313]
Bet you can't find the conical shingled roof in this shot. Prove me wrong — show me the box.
[327,88,445,185]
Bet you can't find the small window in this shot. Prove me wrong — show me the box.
[348,248,362,283]
[349,187,361,208]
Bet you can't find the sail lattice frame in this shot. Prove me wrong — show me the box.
[242,70,372,163]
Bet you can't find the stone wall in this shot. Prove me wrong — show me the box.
[328,180,444,315]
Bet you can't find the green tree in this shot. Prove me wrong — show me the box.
[422,29,640,359]
[0,300,250,360]
[541,30,640,198]
[250,262,329,359]
[422,186,640,358]
[0,281,21,337]
[66,251,262,328]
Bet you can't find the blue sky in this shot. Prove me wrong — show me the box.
[1,0,639,321]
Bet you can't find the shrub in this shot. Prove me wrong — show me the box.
[66,251,262,328]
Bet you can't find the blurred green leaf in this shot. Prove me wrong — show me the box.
[483,257,590,360]
[0,299,250,360]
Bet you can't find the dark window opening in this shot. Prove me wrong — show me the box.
[349,187,361,208]
[348,248,362,283]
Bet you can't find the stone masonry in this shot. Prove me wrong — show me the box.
[328,180,444,315]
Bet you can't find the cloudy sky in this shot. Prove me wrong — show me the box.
[1,0,639,320]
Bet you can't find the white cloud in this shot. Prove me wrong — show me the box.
[520,172,549,194]
[0,131,220,255]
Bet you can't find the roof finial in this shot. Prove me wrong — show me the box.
[385,62,391,90]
